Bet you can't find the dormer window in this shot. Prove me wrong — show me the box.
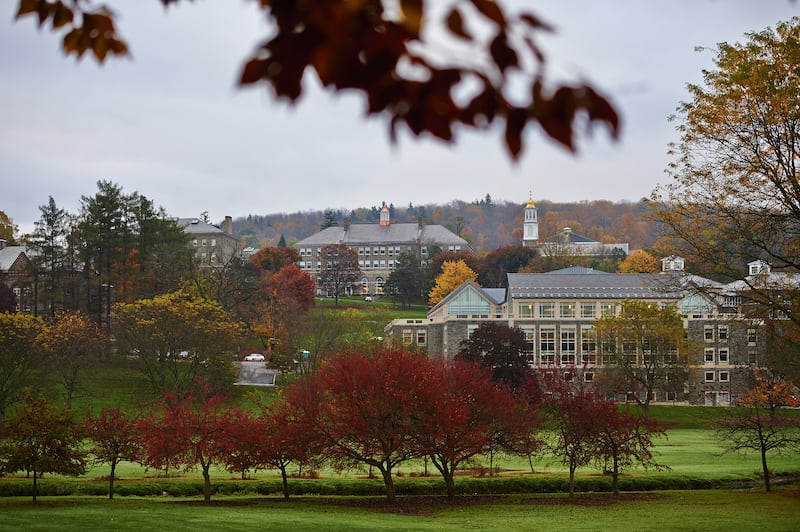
[748,260,770,276]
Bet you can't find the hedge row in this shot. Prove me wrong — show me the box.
[2,470,797,498]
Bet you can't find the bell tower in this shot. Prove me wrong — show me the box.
[522,192,538,248]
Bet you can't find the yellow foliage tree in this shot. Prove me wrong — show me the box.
[41,311,107,408]
[0,313,45,425]
[617,250,659,273]
[428,260,478,307]
[113,290,245,396]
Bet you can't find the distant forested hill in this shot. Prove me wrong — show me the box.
[232,198,659,255]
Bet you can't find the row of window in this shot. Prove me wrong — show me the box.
[518,302,619,319]
[704,370,730,383]
[298,260,403,271]
[192,239,217,247]
[703,325,757,343]
[401,329,427,345]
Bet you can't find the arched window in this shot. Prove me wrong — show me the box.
[361,277,369,295]
[376,277,385,295]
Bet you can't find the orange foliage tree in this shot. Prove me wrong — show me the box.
[714,370,800,492]
[617,250,659,273]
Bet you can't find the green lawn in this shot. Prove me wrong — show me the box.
[0,489,798,531]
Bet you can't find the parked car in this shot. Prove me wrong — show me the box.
[244,353,265,362]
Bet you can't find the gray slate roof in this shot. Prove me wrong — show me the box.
[0,246,27,271]
[294,223,469,247]
[507,272,685,300]
[176,218,227,235]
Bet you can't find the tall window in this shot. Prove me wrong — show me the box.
[522,328,535,364]
[561,329,576,364]
[581,327,596,364]
[540,328,555,365]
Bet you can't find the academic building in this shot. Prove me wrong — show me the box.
[294,203,470,297]
[386,199,796,406]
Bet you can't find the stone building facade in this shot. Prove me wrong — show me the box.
[294,203,471,297]
[386,258,785,406]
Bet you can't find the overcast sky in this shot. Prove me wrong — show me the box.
[2,0,798,234]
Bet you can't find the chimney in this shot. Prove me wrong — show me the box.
[223,216,233,235]
[343,217,351,231]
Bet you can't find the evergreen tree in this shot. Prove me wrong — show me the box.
[385,251,423,308]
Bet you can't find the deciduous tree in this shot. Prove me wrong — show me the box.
[0,392,86,502]
[651,18,800,328]
[592,405,668,495]
[251,246,301,276]
[284,348,428,501]
[42,310,107,408]
[478,245,537,287]
[84,407,142,499]
[15,0,619,159]
[0,210,17,243]
[617,250,659,273]
[319,243,360,306]
[413,360,524,499]
[252,400,323,498]
[139,386,232,503]
[594,300,688,419]
[456,321,531,391]
[0,312,44,426]
[541,378,605,497]
[113,290,244,397]
[428,260,478,307]
[714,370,800,492]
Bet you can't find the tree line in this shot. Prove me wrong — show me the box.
[234,199,657,254]
[0,348,667,503]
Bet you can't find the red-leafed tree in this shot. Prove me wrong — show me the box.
[413,360,527,499]
[15,1,618,159]
[84,407,142,499]
[251,246,301,276]
[592,405,668,495]
[254,400,324,498]
[0,392,86,503]
[271,264,316,314]
[138,386,233,502]
[477,245,537,287]
[541,377,605,497]
[456,322,531,391]
[283,348,428,501]
[218,407,268,480]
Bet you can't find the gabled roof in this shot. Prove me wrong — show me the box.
[429,280,504,313]
[0,246,29,272]
[544,266,608,275]
[176,218,228,235]
[507,272,686,300]
[294,222,469,248]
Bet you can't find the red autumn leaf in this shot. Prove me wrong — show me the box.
[471,0,506,28]
[489,31,518,72]
[240,57,267,85]
[15,0,38,17]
